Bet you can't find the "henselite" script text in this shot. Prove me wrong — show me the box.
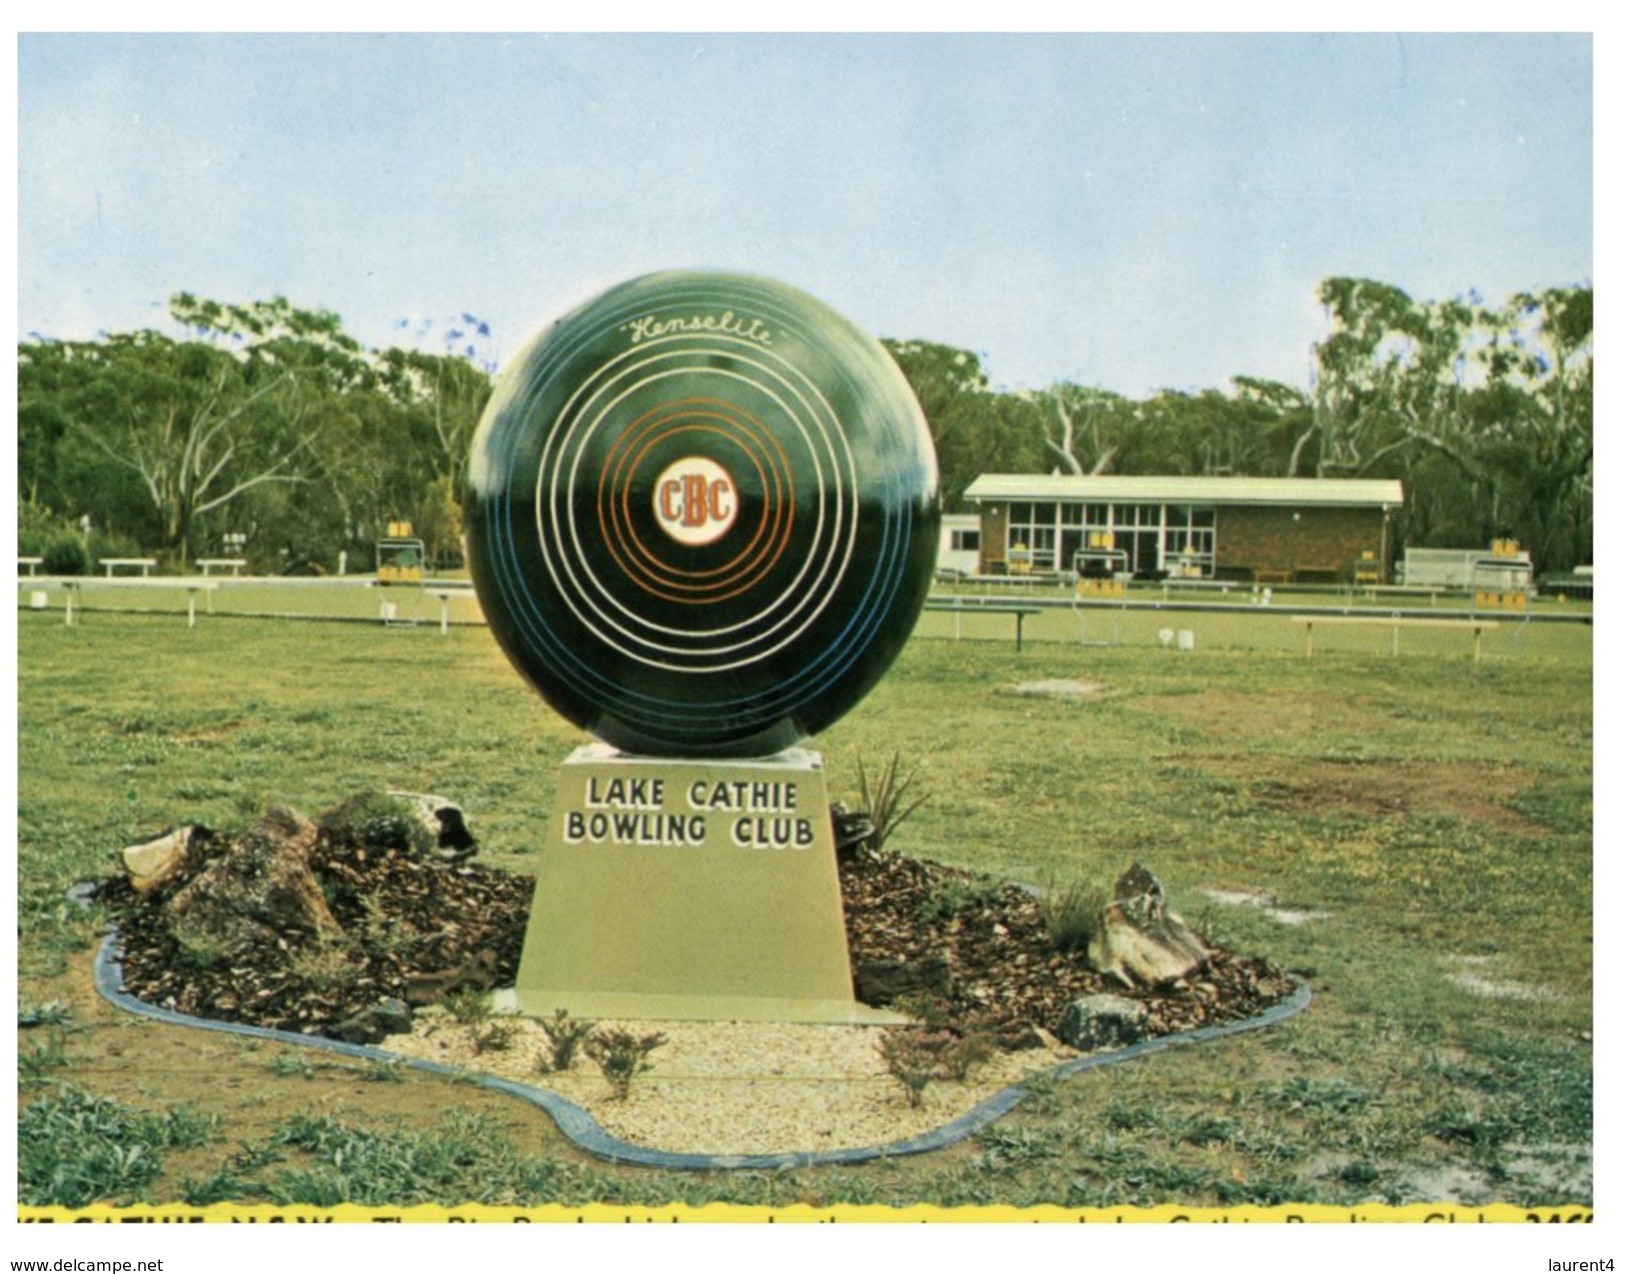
[621,310,774,346]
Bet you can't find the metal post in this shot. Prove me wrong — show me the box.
[439,592,451,637]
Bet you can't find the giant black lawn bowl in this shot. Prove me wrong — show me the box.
[465,271,940,757]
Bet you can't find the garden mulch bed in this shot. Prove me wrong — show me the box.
[839,850,1296,1042]
[98,837,533,1037]
[97,801,1297,1049]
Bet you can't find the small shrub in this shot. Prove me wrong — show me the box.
[893,992,956,1032]
[86,525,149,568]
[443,987,492,1028]
[469,1016,522,1055]
[1040,874,1106,953]
[538,1007,596,1072]
[17,500,72,555]
[41,533,91,577]
[318,791,434,855]
[877,1006,1000,1106]
[939,1028,997,1082]
[20,1030,72,1087]
[856,752,930,854]
[585,1028,668,1100]
[916,874,1006,924]
[359,895,412,957]
[876,1027,950,1107]
[286,933,360,993]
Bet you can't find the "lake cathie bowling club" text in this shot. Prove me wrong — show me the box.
[561,774,816,849]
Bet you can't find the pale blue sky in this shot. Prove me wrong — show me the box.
[17,32,1593,397]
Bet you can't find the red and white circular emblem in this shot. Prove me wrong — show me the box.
[652,456,737,547]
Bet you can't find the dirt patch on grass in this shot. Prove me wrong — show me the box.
[1007,680,1111,701]
[1441,955,1557,1002]
[170,723,247,744]
[1199,889,1331,927]
[1141,691,1547,830]
[1235,760,1540,832]
[1211,756,1542,830]
[1139,689,1378,745]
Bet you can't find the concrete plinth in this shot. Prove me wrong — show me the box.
[501,745,897,1024]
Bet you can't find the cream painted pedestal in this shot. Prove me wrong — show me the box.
[498,745,896,1024]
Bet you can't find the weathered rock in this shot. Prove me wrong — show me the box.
[121,824,215,895]
[854,954,953,1005]
[329,997,413,1044]
[402,948,501,1005]
[830,802,876,855]
[388,791,478,860]
[318,791,435,855]
[1058,993,1150,1051]
[1087,861,1209,987]
[166,805,338,954]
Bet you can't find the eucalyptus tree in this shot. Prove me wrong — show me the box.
[15,294,381,560]
[1298,277,1454,478]
[375,346,493,497]
[1305,276,1592,568]
[885,340,1009,508]
[19,329,295,557]
[1455,287,1592,568]
[1229,377,1315,476]
[1038,384,1135,476]
[1121,385,1304,478]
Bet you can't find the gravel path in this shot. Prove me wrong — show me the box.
[383,1010,1076,1155]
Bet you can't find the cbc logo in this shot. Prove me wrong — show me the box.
[652,456,737,547]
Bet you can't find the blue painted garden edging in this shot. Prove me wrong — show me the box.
[93,932,1310,1172]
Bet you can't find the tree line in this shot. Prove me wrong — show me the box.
[18,295,491,575]
[888,278,1591,573]
[16,277,1591,576]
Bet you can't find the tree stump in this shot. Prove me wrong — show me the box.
[165,805,339,958]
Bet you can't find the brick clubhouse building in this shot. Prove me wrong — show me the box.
[961,474,1405,585]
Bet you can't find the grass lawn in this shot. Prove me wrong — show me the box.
[14,605,1592,1212]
